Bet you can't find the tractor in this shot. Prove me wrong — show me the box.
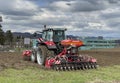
[22,27,98,70]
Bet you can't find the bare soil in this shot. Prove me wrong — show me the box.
[0,48,120,71]
[80,48,120,66]
[0,52,40,71]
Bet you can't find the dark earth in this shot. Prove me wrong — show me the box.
[0,48,120,71]
[0,52,40,71]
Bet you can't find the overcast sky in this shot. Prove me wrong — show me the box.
[0,0,120,37]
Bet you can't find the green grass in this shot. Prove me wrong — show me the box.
[0,65,120,83]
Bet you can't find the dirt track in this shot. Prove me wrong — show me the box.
[0,48,120,71]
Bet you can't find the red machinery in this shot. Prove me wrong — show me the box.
[23,28,98,70]
[45,39,97,70]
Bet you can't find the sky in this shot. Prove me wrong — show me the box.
[0,0,120,37]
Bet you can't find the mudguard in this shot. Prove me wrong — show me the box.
[22,50,32,57]
[38,38,57,49]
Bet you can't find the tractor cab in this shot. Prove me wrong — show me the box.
[42,28,66,43]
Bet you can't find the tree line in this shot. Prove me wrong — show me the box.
[0,27,13,46]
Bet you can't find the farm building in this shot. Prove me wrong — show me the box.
[80,37,117,50]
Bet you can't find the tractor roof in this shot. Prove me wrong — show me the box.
[43,28,67,31]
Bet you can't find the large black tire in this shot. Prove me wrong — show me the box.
[36,46,48,65]
[47,50,54,57]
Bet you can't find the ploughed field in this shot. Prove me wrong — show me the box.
[0,48,120,71]
[80,48,120,67]
[0,52,41,71]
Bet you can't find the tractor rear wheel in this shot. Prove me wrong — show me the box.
[36,46,48,65]
[47,50,54,57]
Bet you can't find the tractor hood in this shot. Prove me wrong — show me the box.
[61,39,84,47]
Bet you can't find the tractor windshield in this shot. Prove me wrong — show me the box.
[42,30,53,41]
[46,31,53,41]
[53,30,65,42]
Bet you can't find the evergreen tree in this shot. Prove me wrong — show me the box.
[5,30,13,46]
[0,27,5,45]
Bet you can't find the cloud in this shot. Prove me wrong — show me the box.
[108,0,119,4]
[44,0,117,12]
[68,0,109,12]
[0,0,39,16]
[100,7,120,31]
[0,0,120,37]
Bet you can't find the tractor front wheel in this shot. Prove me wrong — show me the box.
[36,46,47,65]
[31,52,37,62]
